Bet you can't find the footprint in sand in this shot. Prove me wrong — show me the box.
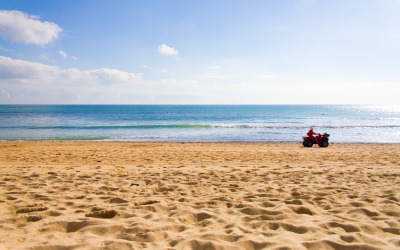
[85,210,118,219]
[26,215,43,222]
[110,197,129,204]
[16,205,48,214]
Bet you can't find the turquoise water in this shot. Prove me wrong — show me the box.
[0,105,399,143]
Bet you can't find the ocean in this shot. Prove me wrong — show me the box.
[0,105,399,143]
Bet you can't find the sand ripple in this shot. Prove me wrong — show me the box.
[0,142,399,249]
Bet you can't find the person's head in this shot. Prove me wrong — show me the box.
[310,127,313,130]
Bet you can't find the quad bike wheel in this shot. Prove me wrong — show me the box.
[318,139,329,147]
[304,139,313,147]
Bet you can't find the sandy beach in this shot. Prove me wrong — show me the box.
[0,142,399,249]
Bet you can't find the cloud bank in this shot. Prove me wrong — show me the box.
[0,56,202,104]
[158,44,179,55]
[0,56,142,85]
[0,10,62,45]
[0,55,395,104]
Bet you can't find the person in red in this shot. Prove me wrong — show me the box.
[307,127,320,143]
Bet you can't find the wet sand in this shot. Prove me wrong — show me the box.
[0,142,399,249]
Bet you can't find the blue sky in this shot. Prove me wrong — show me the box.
[0,0,399,104]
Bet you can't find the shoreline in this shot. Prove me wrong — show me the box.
[1,139,400,144]
[1,141,399,249]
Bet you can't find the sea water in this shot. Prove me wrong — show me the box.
[0,105,399,143]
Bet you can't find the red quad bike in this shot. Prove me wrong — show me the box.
[303,133,330,147]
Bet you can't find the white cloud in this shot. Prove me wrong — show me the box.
[0,10,62,45]
[199,72,225,79]
[75,68,142,85]
[157,78,199,87]
[0,45,12,52]
[199,65,225,79]
[0,56,59,82]
[254,74,278,79]
[40,53,49,61]
[58,50,77,60]
[59,50,67,58]
[0,57,398,105]
[141,64,168,73]
[158,44,179,55]
[0,56,142,85]
[141,64,150,69]
[0,88,10,98]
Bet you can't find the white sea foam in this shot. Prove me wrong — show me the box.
[0,105,399,143]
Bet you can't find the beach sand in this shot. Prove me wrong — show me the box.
[0,142,399,249]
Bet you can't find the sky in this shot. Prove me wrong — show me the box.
[0,0,399,104]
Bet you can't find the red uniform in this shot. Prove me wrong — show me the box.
[307,129,320,142]
[307,129,318,138]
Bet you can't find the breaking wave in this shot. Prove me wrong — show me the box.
[2,124,400,130]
